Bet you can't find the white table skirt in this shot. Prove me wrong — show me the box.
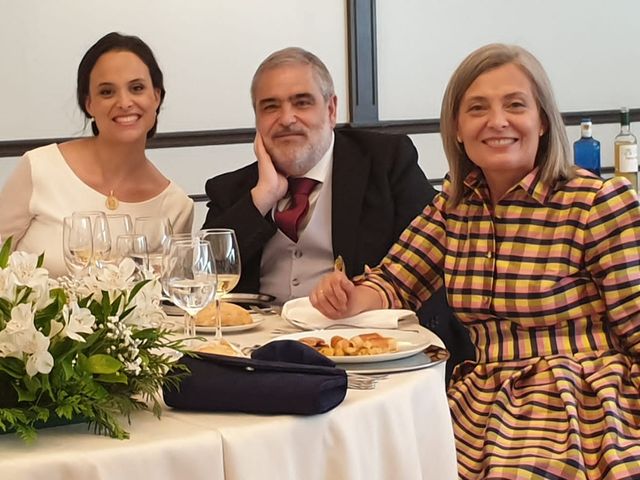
[0,314,458,480]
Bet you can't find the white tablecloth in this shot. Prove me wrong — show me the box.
[0,314,458,480]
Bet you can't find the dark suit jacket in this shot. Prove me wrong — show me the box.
[203,129,474,381]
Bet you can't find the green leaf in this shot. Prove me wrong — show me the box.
[101,291,111,316]
[61,358,74,381]
[0,237,12,268]
[36,252,45,268]
[97,372,128,384]
[0,357,25,378]
[84,354,122,374]
[23,374,41,394]
[120,306,136,321]
[127,280,150,304]
[15,385,37,402]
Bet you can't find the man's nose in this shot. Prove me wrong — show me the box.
[278,104,297,126]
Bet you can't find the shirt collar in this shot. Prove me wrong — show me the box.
[294,132,334,184]
[463,166,549,205]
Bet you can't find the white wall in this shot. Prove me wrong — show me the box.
[377,0,640,179]
[1,0,638,226]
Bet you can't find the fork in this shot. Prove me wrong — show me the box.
[347,373,383,390]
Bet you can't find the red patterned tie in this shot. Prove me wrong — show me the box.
[274,177,319,242]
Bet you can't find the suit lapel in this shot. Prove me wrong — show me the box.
[331,131,371,276]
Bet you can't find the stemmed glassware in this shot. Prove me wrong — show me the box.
[134,216,173,276]
[62,214,93,276]
[199,229,241,345]
[106,214,133,262]
[162,239,217,340]
[75,211,111,264]
[115,234,149,280]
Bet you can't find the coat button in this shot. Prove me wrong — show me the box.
[292,278,300,286]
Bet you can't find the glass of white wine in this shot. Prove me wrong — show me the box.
[63,215,93,276]
[163,240,217,340]
[74,211,111,265]
[199,229,241,344]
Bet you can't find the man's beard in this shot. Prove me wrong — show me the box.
[270,129,331,177]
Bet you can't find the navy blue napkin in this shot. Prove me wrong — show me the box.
[163,341,347,415]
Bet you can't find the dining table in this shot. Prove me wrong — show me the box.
[0,310,458,480]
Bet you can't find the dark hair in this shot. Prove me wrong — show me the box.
[76,32,165,138]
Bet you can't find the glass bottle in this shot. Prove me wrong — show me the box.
[614,107,638,190]
[573,118,601,176]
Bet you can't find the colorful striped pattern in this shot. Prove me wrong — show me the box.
[359,168,640,479]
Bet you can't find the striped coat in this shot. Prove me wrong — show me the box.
[360,168,640,479]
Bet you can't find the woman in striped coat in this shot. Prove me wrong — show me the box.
[311,43,640,479]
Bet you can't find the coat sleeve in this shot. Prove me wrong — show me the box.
[202,174,277,266]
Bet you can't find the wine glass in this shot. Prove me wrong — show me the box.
[115,234,149,280]
[106,214,133,261]
[163,240,217,340]
[134,216,173,276]
[199,229,241,344]
[63,215,93,276]
[74,211,111,264]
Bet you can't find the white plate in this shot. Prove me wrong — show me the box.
[165,314,266,333]
[197,316,265,334]
[270,328,433,364]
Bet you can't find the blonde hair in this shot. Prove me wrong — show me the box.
[440,43,573,205]
[250,47,335,108]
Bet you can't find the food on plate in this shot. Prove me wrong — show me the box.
[195,301,252,327]
[195,341,241,357]
[299,332,398,356]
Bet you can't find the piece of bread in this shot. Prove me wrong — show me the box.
[195,301,252,327]
[196,341,241,357]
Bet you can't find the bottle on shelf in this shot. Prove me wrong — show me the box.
[573,118,601,176]
[614,107,638,190]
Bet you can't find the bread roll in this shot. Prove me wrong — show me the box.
[196,342,241,357]
[195,301,252,326]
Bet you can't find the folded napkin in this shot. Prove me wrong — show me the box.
[163,340,347,415]
[281,296,414,330]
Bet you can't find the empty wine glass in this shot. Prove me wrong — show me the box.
[63,215,93,276]
[115,234,149,280]
[163,240,217,340]
[134,216,173,276]
[106,214,133,261]
[199,229,241,345]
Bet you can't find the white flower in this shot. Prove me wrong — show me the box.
[7,251,52,309]
[125,277,166,327]
[3,304,39,354]
[61,302,96,342]
[24,331,54,376]
[0,268,17,302]
[0,305,54,376]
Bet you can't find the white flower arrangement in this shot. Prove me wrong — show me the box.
[0,239,187,441]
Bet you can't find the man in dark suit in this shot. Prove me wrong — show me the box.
[203,47,473,380]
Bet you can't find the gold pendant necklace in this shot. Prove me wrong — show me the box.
[105,190,119,210]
